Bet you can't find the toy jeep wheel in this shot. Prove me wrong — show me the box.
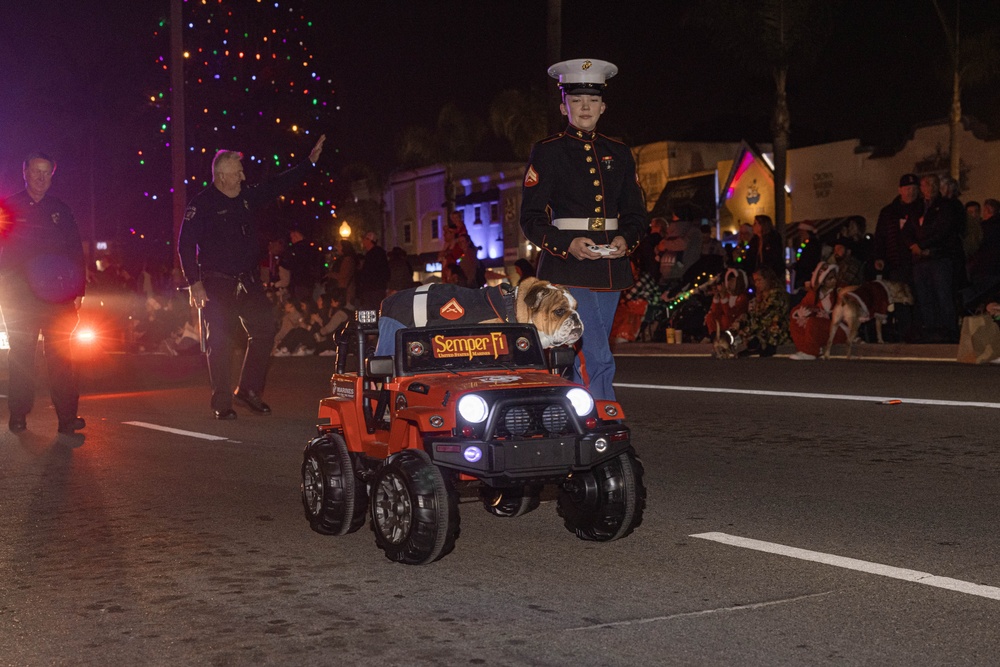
[301,434,368,536]
[557,450,646,542]
[481,485,542,518]
[370,450,460,565]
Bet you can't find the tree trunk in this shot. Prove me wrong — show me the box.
[546,0,563,134]
[771,66,790,244]
[949,68,961,181]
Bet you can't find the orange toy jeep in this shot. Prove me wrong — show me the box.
[300,311,646,565]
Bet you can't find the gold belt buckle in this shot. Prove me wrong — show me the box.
[588,217,605,231]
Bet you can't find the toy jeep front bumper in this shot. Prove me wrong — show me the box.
[427,428,631,486]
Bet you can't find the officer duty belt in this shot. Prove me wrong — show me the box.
[552,217,618,231]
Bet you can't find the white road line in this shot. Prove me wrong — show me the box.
[614,382,1000,409]
[122,421,230,441]
[692,532,1000,601]
[563,591,833,631]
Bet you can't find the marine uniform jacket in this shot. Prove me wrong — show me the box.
[178,161,313,284]
[520,125,646,290]
[0,190,85,304]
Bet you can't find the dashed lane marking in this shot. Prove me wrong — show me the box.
[692,532,1000,601]
[123,421,230,441]
[613,383,1000,409]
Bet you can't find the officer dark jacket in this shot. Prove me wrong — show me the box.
[520,125,646,290]
[0,191,85,303]
[178,161,313,284]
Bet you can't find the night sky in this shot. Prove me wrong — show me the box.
[1,0,998,248]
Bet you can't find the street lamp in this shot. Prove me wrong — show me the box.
[339,220,351,239]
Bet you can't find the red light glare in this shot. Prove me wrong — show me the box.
[461,426,475,438]
[585,418,597,430]
[74,328,97,344]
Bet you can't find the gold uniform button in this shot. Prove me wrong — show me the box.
[586,156,593,163]
[595,194,603,201]
[594,207,602,213]
[593,180,600,186]
[589,168,596,174]
[584,144,591,150]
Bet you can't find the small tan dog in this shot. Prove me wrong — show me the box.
[377,278,583,354]
[823,279,914,359]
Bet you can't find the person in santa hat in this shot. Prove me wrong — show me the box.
[705,268,750,338]
[789,262,848,360]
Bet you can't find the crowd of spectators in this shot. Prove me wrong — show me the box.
[617,170,1000,356]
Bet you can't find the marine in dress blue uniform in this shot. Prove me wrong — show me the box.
[520,59,646,400]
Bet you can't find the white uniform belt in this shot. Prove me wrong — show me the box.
[552,217,618,231]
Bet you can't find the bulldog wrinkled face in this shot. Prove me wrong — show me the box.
[530,286,583,348]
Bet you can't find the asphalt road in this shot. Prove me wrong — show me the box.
[2,351,1000,666]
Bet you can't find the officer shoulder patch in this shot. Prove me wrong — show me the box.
[184,206,196,221]
[524,165,539,188]
[439,298,465,320]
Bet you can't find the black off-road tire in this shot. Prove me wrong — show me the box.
[557,450,646,542]
[481,485,543,518]
[370,449,460,565]
[301,434,368,536]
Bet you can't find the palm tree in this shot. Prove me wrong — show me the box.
[700,0,840,241]
[397,103,486,216]
[488,89,549,161]
[931,0,1000,181]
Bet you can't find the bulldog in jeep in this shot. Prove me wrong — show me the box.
[300,311,646,565]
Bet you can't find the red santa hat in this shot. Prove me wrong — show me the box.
[811,262,838,287]
[724,268,748,293]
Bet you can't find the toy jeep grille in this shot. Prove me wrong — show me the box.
[495,403,571,438]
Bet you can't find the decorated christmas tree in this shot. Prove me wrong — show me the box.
[138,0,340,251]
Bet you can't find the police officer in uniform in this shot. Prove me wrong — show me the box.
[0,152,87,434]
[178,135,325,420]
[520,59,646,400]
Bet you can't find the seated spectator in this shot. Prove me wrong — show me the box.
[731,266,789,357]
[831,238,864,287]
[313,289,353,356]
[705,268,750,339]
[789,262,847,360]
[273,299,315,357]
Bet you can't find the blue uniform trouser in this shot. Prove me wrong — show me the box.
[567,287,620,401]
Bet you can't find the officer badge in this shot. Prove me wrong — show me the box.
[601,155,614,172]
[524,165,539,188]
[51,212,61,224]
[184,206,196,221]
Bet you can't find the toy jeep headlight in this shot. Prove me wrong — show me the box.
[566,388,595,417]
[458,394,489,423]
